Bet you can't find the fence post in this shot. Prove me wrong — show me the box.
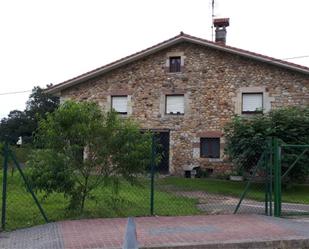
[264,151,269,215]
[8,148,49,223]
[269,139,273,216]
[265,139,273,216]
[1,142,9,230]
[150,134,155,215]
[273,138,281,217]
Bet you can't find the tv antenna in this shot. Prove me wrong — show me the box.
[211,0,215,41]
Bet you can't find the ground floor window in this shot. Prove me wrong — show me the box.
[200,137,220,158]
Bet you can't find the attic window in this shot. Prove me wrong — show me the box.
[169,56,181,73]
[165,95,184,115]
[111,95,128,114]
[242,93,263,114]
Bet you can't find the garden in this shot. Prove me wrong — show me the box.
[0,91,308,230]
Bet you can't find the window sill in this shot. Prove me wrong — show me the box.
[241,112,263,118]
[200,158,223,162]
[167,71,182,74]
[241,111,263,114]
[166,72,184,76]
[117,113,130,118]
[164,113,185,117]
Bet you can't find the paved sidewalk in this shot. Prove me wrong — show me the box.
[1,214,309,249]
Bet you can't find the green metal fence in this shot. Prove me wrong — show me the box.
[232,138,309,218]
[1,137,308,231]
[1,142,48,231]
[274,141,309,217]
[155,136,271,217]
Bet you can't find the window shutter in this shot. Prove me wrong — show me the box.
[112,96,127,113]
[166,95,184,114]
[242,93,263,112]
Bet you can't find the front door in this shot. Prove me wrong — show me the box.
[154,132,170,174]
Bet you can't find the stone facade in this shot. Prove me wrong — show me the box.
[58,41,309,175]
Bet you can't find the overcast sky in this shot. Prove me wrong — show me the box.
[1,0,308,119]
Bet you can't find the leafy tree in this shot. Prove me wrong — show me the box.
[0,110,31,143]
[27,101,152,212]
[25,86,59,135]
[224,106,309,182]
[0,86,59,144]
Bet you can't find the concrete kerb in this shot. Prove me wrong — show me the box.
[139,238,309,249]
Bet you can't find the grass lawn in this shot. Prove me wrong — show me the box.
[1,168,308,231]
[0,145,32,165]
[157,177,309,204]
[0,172,199,231]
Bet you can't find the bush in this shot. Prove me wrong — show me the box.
[224,106,309,182]
[27,101,152,212]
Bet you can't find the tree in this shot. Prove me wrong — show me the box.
[24,86,59,143]
[27,101,152,212]
[224,106,309,182]
[0,110,31,143]
[25,86,59,123]
[0,86,59,144]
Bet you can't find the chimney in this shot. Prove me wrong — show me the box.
[213,18,230,45]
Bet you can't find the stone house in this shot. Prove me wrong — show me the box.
[46,22,309,175]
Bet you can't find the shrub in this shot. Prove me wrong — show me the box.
[224,106,309,182]
[27,101,152,212]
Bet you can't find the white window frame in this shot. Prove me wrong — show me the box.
[242,92,263,114]
[165,94,184,115]
[111,95,128,114]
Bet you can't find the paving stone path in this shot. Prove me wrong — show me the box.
[1,214,309,249]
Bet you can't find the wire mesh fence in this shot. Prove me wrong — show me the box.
[1,137,309,231]
[153,147,270,216]
[0,139,269,231]
[280,144,309,216]
[4,169,47,230]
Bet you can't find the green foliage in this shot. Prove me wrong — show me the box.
[194,168,210,178]
[0,110,31,144]
[0,144,33,171]
[1,171,199,231]
[224,106,309,182]
[0,86,59,144]
[26,86,59,121]
[27,100,152,212]
[27,150,74,196]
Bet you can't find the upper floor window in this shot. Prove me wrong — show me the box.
[200,137,220,158]
[169,56,181,73]
[111,95,128,114]
[165,95,184,115]
[242,93,263,114]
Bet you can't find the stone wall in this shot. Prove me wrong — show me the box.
[60,42,309,175]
